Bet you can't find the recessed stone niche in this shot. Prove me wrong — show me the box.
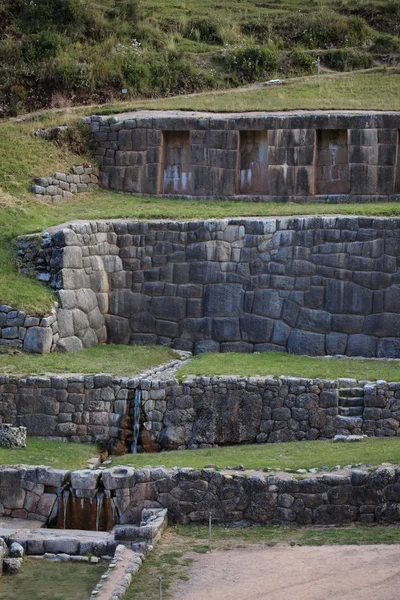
[316,129,350,194]
[163,131,191,194]
[239,131,269,195]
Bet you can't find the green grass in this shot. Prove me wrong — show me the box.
[0,558,106,600]
[111,437,400,472]
[0,438,98,469]
[126,523,400,600]
[0,344,177,376]
[178,352,400,382]
[98,69,400,113]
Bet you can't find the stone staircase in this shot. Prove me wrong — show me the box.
[335,379,365,436]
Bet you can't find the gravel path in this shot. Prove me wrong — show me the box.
[173,545,400,600]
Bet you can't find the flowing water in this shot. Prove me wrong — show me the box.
[131,387,141,454]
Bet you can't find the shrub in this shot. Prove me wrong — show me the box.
[8,84,27,116]
[21,32,67,63]
[185,18,222,44]
[323,49,374,71]
[289,49,315,74]
[268,11,371,50]
[371,34,400,54]
[219,45,279,83]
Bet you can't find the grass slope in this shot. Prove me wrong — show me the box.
[0,344,177,376]
[2,0,398,115]
[111,438,400,471]
[0,438,98,469]
[99,69,400,113]
[178,352,400,382]
[1,559,106,600]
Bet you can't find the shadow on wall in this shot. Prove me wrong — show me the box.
[39,216,400,358]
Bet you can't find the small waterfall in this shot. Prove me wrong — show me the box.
[62,490,70,529]
[57,488,118,532]
[131,388,141,454]
[96,491,104,532]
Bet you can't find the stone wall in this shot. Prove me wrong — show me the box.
[85,110,400,201]
[0,359,182,446]
[141,376,338,449]
[31,164,99,202]
[0,304,56,353]
[32,216,400,358]
[2,464,400,527]
[1,374,400,446]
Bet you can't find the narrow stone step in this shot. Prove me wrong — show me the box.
[339,407,363,417]
[335,415,364,431]
[338,387,365,398]
[339,397,364,408]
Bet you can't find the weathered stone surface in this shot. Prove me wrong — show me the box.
[23,327,52,354]
[0,425,26,449]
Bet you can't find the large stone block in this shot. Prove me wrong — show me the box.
[252,289,282,319]
[151,297,186,322]
[212,318,241,342]
[347,334,377,357]
[204,284,244,317]
[109,291,150,318]
[23,327,52,354]
[326,280,373,315]
[288,329,325,356]
[240,315,274,343]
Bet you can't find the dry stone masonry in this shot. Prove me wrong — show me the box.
[0,304,56,353]
[85,110,400,201]
[2,464,400,528]
[1,374,400,446]
[22,216,400,357]
[31,164,99,202]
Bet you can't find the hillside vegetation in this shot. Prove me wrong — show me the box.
[1,0,400,116]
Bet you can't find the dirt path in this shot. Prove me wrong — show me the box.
[173,545,400,600]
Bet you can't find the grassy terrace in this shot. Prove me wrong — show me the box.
[0,344,177,377]
[1,558,106,600]
[178,352,400,382]
[99,69,400,113]
[2,436,400,472]
[111,438,400,472]
[0,438,98,470]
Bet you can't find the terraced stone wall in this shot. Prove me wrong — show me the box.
[2,464,400,527]
[42,216,400,357]
[1,375,399,447]
[86,111,400,201]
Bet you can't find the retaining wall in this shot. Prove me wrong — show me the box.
[85,110,400,202]
[1,375,400,446]
[2,464,400,527]
[31,164,99,202]
[22,216,400,357]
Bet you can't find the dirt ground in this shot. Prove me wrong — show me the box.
[173,545,400,600]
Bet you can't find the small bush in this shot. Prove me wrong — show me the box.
[289,49,315,74]
[269,11,371,50]
[371,34,400,54]
[219,45,279,84]
[323,49,374,71]
[185,18,222,44]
